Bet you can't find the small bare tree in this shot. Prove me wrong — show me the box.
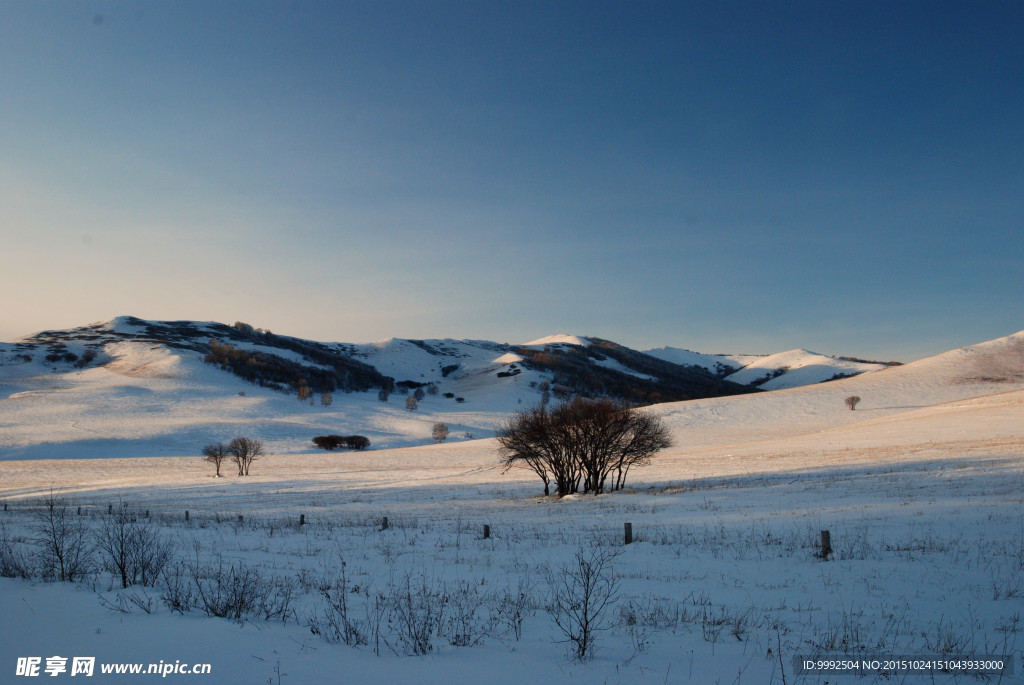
[405,396,418,411]
[431,423,449,443]
[549,548,621,661]
[34,490,92,582]
[95,501,174,588]
[202,442,228,477]
[321,392,333,408]
[845,395,861,411]
[228,437,264,476]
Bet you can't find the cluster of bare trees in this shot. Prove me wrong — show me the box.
[202,437,264,476]
[497,398,672,496]
[2,492,173,587]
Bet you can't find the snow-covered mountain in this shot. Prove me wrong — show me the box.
[4,316,756,402]
[644,345,894,389]
[6,315,1015,462]
[0,316,755,459]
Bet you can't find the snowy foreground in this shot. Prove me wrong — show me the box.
[1,332,1023,683]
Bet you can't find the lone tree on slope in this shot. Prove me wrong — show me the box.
[431,423,450,443]
[845,395,862,411]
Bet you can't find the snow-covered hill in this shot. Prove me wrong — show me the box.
[0,319,542,460]
[645,345,891,389]
[649,328,1024,454]
[2,316,1018,462]
[0,317,749,460]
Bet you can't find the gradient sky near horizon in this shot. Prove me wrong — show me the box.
[2,1,1022,361]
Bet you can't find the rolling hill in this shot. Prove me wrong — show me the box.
[3,316,1016,462]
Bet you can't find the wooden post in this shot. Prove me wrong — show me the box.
[108,503,113,515]
[820,530,832,559]
[382,516,389,531]
[483,524,490,539]
[299,514,306,526]
[185,510,190,522]
[145,510,150,518]
[238,514,244,523]
[624,522,633,545]
[77,506,82,516]
[2,503,6,512]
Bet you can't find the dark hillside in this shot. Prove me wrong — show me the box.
[515,338,758,405]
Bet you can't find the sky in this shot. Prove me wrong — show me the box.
[2,1,1022,362]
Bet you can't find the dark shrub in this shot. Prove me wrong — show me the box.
[346,435,370,450]
[313,435,346,450]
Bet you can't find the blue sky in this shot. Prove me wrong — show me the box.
[2,1,1022,361]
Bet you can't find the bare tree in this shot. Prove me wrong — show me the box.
[549,548,621,661]
[405,396,418,411]
[228,437,264,476]
[431,423,449,443]
[321,392,333,408]
[0,521,35,578]
[845,395,861,411]
[34,490,92,582]
[95,501,174,588]
[202,442,229,477]
[609,409,673,492]
[497,398,672,497]
[497,404,563,496]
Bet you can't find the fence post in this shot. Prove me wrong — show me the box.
[624,522,633,545]
[108,503,113,515]
[820,530,832,559]
[77,506,82,516]
[382,516,389,531]
[238,515,244,523]
[483,524,490,539]
[185,510,190,522]
[300,514,305,526]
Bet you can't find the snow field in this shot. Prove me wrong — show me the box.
[1,328,1023,682]
[1,394,1023,683]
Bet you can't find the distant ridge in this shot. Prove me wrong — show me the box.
[8,316,892,397]
[644,345,896,390]
[2,316,1020,460]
